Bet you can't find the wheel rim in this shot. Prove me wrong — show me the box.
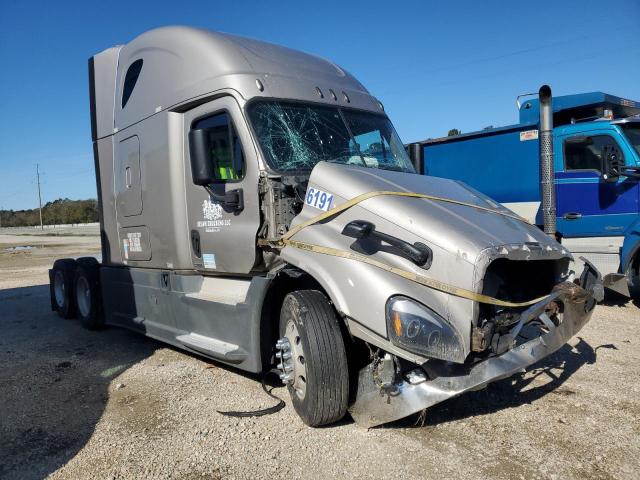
[285,319,307,400]
[53,271,65,308]
[76,276,91,317]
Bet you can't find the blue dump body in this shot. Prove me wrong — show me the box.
[408,91,640,294]
[423,123,540,204]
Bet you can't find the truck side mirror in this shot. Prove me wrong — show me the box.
[601,145,621,183]
[342,220,375,239]
[188,128,244,212]
[189,129,216,186]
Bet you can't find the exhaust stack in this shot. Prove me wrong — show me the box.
[407,143,424,174]
[539,85,556,236]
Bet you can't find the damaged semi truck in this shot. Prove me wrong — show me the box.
[50,27,601,427]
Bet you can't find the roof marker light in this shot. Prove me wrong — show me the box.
[255,79,264,92]
[315,87,324,98]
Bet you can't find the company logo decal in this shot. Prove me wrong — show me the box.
[198,199,231,232]
[202,199,223,221]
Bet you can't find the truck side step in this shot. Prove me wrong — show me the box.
[183,277,251,306]
[176,333,248,364]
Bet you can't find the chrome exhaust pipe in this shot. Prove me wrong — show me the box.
[407,143,424,175]
[539,85,556,236]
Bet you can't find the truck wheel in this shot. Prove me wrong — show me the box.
[628,256,640,304]
[279,290,349,427]
[50,259,77,319]
[74,259,104,330]
[76,256,100,270]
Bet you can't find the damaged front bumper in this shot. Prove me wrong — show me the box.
[348,263,602,428]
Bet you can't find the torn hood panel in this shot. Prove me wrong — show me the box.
[300,162,569,264]
[280,162,572,360]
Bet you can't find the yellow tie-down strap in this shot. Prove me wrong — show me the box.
[264,190,549,308]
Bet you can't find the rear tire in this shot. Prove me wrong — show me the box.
[74,259,103,330]
[279,290,349,427]
[50,259,77,319]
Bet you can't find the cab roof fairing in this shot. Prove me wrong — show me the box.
[104,26,383,133]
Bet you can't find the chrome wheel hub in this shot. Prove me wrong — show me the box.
[276,320,307,400]
[76,276,91,317]
[53,271,65,307]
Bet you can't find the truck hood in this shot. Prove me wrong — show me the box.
[279,162,572,363]
[301,162,568,263]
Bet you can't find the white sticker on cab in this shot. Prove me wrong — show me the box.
[520,129,539,141]
[305,187,334,211]
[202,253,216,269]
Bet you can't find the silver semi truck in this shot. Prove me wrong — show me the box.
[50,26,601,427]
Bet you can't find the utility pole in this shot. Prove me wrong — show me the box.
[37,164,43,230]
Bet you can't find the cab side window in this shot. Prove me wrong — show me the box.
[192,112,245,182]
[564,135,622,172]
[122,59,143,108]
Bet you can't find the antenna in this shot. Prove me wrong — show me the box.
[37,164,43,230]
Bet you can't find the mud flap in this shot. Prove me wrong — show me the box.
[48,269,56,311]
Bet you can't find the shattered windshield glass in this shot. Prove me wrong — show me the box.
[247,101,415,173]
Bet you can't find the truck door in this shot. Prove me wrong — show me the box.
[556,131,639,238]
[183,96,261,274]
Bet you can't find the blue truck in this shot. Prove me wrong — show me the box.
[407,88,640,300]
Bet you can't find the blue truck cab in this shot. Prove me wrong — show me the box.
[407,92,640,300]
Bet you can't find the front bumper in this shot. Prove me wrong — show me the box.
[348,265,601,428]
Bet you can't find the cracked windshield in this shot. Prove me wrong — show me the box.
[248,101,415,173]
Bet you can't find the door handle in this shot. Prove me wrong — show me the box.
[563,212,582,220]
[190,229,201,258]
[125,166,132,189]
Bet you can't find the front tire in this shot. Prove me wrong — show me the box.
[279,290,349,427]
[50,259,77,319]
[627,255,640,304]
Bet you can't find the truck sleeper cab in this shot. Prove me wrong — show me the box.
[408,91,640,301]
[50,27,600,428]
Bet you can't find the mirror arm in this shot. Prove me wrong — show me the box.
[204,186,244,212]
[342,220,432,267]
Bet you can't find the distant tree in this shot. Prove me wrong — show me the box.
[2,198,98,227]
[447,129,461,137]
[482,125,494,130]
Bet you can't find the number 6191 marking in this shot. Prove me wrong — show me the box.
[305,187,334,211]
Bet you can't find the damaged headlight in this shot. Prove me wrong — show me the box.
[386,296,464,362]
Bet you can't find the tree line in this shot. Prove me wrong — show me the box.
[0,198,98,227]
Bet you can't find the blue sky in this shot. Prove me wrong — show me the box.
[0,0,638,210]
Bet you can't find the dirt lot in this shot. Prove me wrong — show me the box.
[1,230,639,480]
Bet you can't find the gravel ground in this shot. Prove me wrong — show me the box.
[0,233,639,480]
[0,227,100,290]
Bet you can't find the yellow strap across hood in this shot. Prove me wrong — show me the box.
[263,190,549,308]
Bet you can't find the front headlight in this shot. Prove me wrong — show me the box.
[386,296,465,363]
